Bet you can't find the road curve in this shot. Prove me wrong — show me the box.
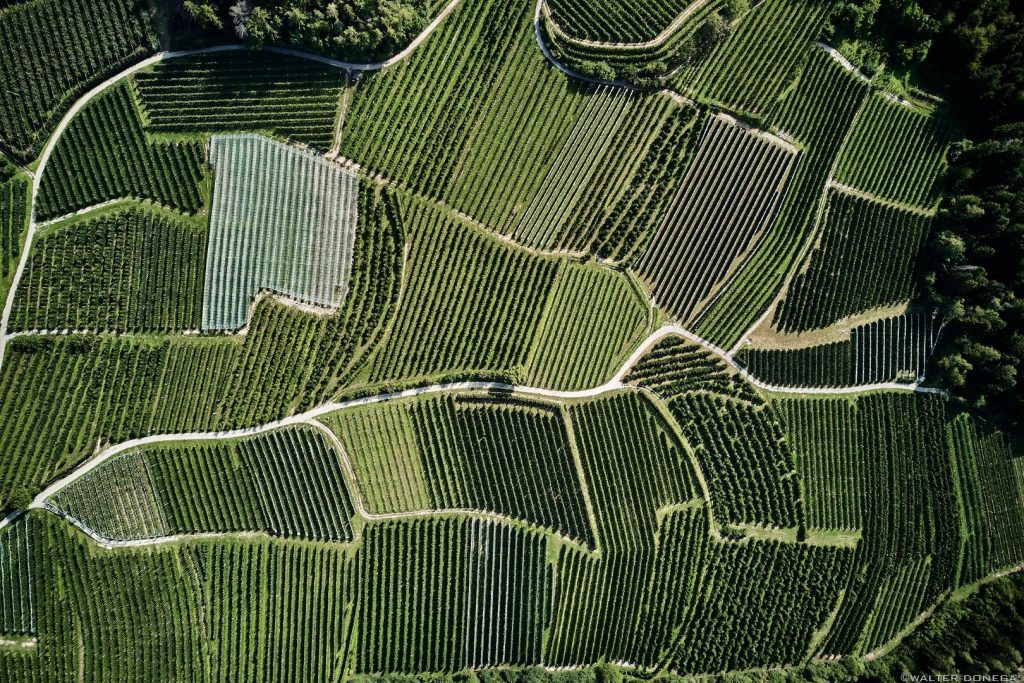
[0,0,464,375]
[20,323,939,528]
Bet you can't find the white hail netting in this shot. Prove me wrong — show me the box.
[203,134,359,331]
[0,518,35,635]
[45,450,169,542]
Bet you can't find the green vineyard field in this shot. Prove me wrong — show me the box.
[0,0,1020,678]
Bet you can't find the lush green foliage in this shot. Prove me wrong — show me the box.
[36,82,206,221]
[0,515,37,635]
[834,92,954,207]
[327,394,594,545]
[357,517,551,672]
[134,50,346,149]
[817,393,959,657]
[776,398,862,530]
[0,0,155,161]
[539,0,733,86]
[591,104,699,261]
[0,174,27,283]
[570,392,698,551]
[669,538,853,671]
[2,0,1024,675]
[545,392,699,665]
[924,139,1024,425]
[545,0,698,42]
[342,0,687,256]
[670,391,799,527]
[526,261,647,390]
[776,190,933,332]
[367,198,557,383]
[675,0,832,115]
[174,0,432,60]
[12,207,207,332]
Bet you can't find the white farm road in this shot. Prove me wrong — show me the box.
[0,0,942,543]
[12,322,940,541]
[0,0,464,374]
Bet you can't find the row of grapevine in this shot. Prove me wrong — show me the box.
[49,425,356,542]
[47,449,169,542]
[636,114,797,323]
[545,0,698,42]
[206,539,354,682]
[775,190,933,332]
[0,0,155,160]
[624,334,757,400]
[669,538,853,671]
[326,394,593,546]
[342,0,678,243]
[851,313,940,384]
[133,51,346,150]
[11,207,207,333]
[858,556,932,653]
[669,392,800,528]
[203,134,359,331]
[674,0,833,116]
[544,505,710,667]
[36,82,205,221]
[1,176,27,280]
[60,528,205,681]
[510,87,633,250]
[570,392,698,551]
[544,541,654,665]
[0,515,36,635]
[834,92,955,207]
[525,261,647,391]
[737,312,941,387]
[357,517,550,672]
[368,198,558,383]
[323,401,429,513]
[948,414,1024,586]
[818,394,959,656]
[775,398,863,531]
[167,428,356,540]
[589,104,699,261]
[693,47,869,349]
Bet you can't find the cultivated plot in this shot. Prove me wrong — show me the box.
[46,425,356,543]
[202,134,359,331]
[775,189,933,332]
[637,114,797,323]
[738,312,941,387]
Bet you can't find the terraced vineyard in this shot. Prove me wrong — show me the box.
[0,0,1021,679]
